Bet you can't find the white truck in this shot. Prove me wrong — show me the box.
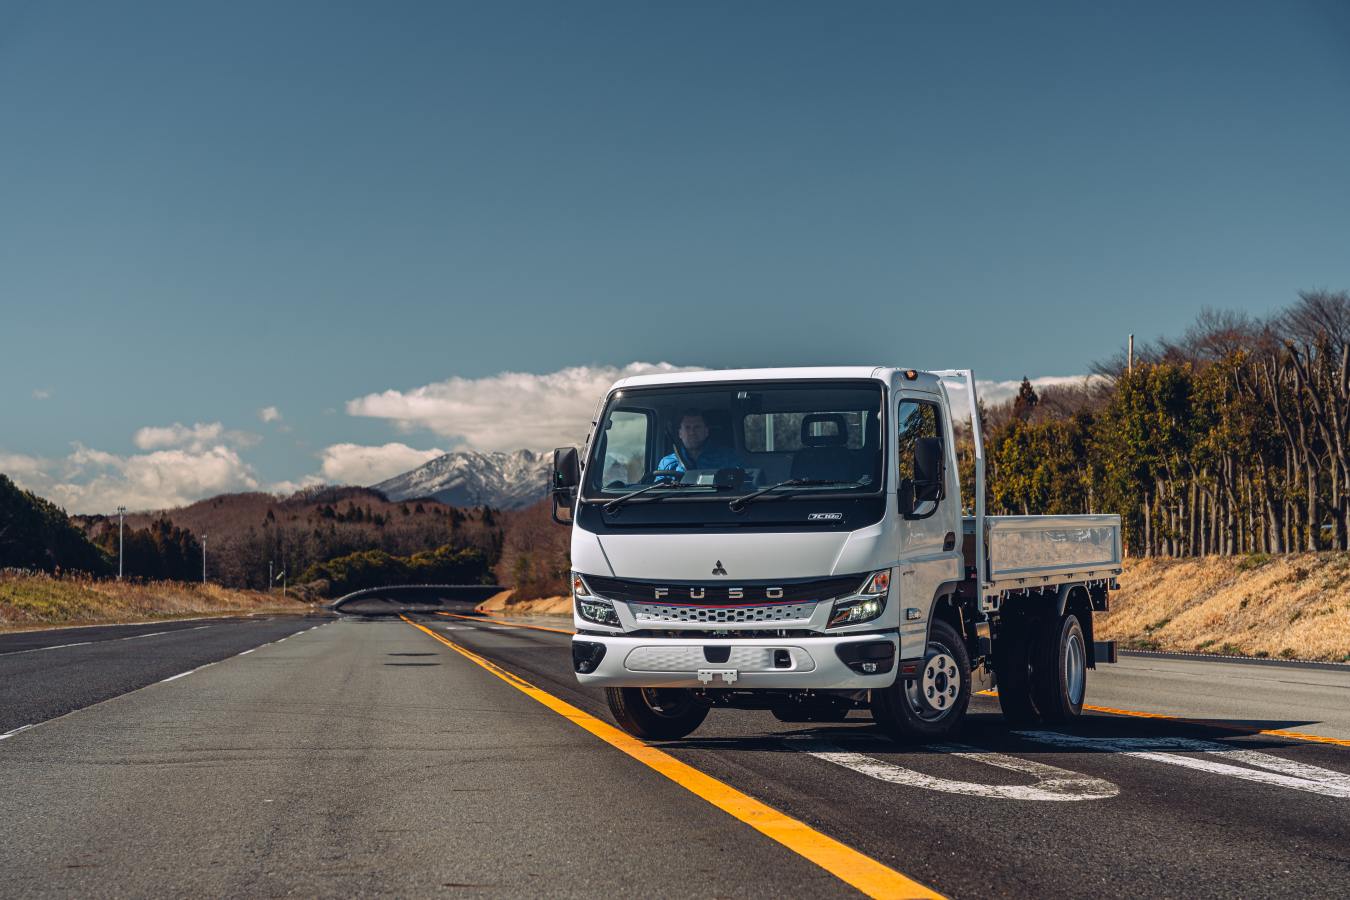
[550,368,1122,741]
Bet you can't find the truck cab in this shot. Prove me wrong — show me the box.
[551,367,1121,741]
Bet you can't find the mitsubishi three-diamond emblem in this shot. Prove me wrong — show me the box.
[711,560,728,576]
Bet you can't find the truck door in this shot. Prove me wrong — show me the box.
[895,394,962,660]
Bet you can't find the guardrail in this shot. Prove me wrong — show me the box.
[328,584,505,613]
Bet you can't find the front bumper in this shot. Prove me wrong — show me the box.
[572,632,899,690]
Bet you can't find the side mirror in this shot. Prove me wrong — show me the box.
[898,438,944,520]
[913,437,944,502]
[551,447,580,525]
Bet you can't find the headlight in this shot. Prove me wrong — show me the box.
[573,573,620,627]
[828,569,890,628]
[860,570,890,595]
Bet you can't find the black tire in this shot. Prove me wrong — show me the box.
[1033,613,1088,724]
[871,619,971,742]
[606,687,709,740]
[993,614,1040,725]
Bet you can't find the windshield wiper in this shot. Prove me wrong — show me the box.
[602,478,727,515]
[728,476,870,512]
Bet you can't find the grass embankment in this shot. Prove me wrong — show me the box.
[1099,553,1350,662]
[0,572,313,632]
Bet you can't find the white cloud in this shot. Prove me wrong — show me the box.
[318,442,446,485]
[267,474,326,496]
[32,388,52,400]
[346,362,703,451]
[132,421,259,452]
[258,406,282,423]
[3,443,260,514]
[0,452,49,481]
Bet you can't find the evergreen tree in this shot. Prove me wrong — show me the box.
[1012,377,1039,421]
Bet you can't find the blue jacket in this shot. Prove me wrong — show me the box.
[656,444,743,478]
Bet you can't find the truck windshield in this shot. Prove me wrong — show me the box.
[581,381,885,503]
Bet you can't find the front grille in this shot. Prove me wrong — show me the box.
[629,628,820,639]
[584,573,865,605]
[629,601,817,625]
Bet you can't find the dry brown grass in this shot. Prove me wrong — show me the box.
[1098,554,1350,661]
[476,589,572,615]
[0,572,312,632]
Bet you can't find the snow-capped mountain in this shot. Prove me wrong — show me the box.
[372,449,550,510]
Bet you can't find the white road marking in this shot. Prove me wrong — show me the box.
[0,641,94,656]
[158,661,216,683]
[120,631,169,640]
[0,724,35,740]
[1014,731,1350,800]
[791,738,1119,802]
[237,648,257,656]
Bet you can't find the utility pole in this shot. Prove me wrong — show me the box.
[116,506,126,580]
[202,534,208,585]
[269,560,274,593]
[1128,334,1134,374]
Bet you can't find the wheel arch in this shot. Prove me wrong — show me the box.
[926,581,979,660]
[1055,582,1098,667]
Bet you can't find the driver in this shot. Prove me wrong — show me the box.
[656,410,743,479]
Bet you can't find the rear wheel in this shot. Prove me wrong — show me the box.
[872,619,971,742]
[993,614,1040,725]
[1033,613,1088,723]
[606,687,709,740]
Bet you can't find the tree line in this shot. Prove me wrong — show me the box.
[971,289,1350,558]
[0,474,110,575]
[300,544,495,597]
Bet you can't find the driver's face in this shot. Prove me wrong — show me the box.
[679,416,709,452]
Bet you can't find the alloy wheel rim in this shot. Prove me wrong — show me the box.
[905,643,961,721]
[1065,631,1086,705]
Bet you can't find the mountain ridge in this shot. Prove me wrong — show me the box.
[372,448,550,510]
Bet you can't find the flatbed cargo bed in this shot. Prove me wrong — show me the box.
[963,514,1122,597]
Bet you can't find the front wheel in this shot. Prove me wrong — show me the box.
[871,619,971,742]
[606,687,709,740]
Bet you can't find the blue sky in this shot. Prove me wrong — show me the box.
[3,1,1349,512]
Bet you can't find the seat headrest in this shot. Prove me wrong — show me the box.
[801,413,848,447]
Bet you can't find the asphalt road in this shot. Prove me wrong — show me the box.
[1,611,1347,898]
[0,615,325,734]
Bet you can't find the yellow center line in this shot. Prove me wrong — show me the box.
[399,614,943,900]
[975,690,1350,749]
[435,611,575,635]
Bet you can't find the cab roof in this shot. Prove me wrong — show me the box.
[611,366,945,393]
